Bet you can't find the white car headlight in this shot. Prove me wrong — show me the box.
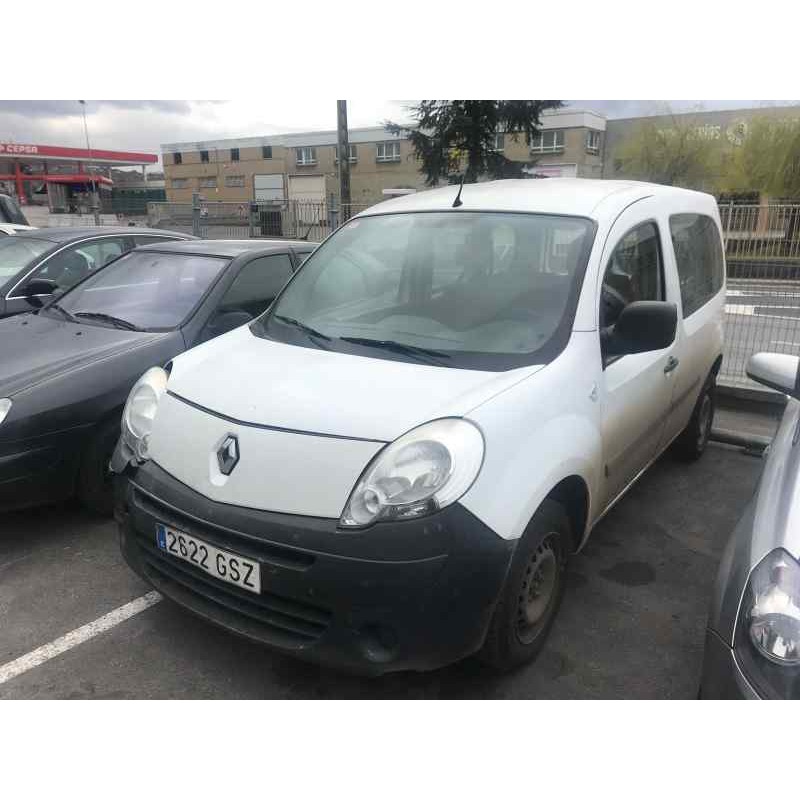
[747,549,800,666]
[339,418,484,529]
[0,398,11,426]
[121,366,168,462]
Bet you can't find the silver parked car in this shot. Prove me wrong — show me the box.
[700,352,800,699]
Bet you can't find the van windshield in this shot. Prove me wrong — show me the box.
[258,211,595,370]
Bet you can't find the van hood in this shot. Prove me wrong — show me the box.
[167,325,542,442]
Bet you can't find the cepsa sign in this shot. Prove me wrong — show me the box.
[0,143,39,155]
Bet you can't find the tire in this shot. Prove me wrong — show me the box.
[672,377,715,462]
[479,499,570,672]
[77,416,122,516]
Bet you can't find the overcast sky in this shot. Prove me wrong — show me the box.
[0,99,796,170]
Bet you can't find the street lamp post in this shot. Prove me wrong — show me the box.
[79,100,101,225]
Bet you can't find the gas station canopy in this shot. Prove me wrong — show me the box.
[0,142,157,166]
[0,142,158,205]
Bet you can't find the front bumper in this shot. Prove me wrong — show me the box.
[116,461,515,675]
[0,427,87,512]
[698,629,760,699]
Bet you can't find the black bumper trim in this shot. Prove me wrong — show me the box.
[117,460,514,674]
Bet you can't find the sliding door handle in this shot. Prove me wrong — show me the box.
[664,356,679,374]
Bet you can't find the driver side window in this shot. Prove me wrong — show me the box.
[600,221,663,332]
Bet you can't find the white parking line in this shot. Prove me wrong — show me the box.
[0,591,162,686]
[728,289,800,298]
[725,304,755,315]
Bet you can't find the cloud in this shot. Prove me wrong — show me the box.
[568,99,800,118]
[0,99,197,118]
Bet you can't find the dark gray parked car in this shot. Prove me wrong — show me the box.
[0,239,314,515]
[700,352,800,699]
[0,226,193,319]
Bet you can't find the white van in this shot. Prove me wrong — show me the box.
[112,179,725,674]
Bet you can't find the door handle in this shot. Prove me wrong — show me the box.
[664,356,679,374]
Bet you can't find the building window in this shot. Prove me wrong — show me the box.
[334,144,358,164]
[173,152,182,165]
[224,174,245,188]
[295,147,317,166]
[199,176,217,188]
[231,148,240,162]
[262,145,273,159]
[200,150,209,163]
[586,130,602,154]
[530,130,565,153]
[492,132,505,152]
[376,141,401,162]
[171,178,190,189]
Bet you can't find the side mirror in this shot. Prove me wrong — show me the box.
[606,301,677,357]
[747,352,800,398]
[22,277,59,298]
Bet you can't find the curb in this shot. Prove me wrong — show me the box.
[710,426,770,455]
[717,383,787,407]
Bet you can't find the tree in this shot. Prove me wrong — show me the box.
[722,116,800,198]
[385,100,563,185]
[614,111,723,189]
[721,117,800,254]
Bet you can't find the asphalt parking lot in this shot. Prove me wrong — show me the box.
[0,439,766,699]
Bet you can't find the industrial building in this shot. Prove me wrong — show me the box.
[161,109,607,206]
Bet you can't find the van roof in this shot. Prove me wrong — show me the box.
[355,178,717,221]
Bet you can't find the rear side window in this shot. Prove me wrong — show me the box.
[669,214,724,317]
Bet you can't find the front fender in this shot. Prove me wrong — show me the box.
[461,334,602,542]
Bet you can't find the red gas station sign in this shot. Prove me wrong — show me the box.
[0,142,157,163]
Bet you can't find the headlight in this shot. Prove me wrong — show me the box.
[121,367,168,462]
[747,549,800,665]
[339,418,484,528]
[0,398,11,426]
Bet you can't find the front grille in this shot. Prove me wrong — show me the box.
[132,486,315,571]
[130,489,333,648]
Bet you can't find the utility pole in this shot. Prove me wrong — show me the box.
[79,100,101,225]
[336,100,351,222]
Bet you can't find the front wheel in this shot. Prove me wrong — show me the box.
[77,416,122,516]
[479,500,570,672]
[673,379,715,462]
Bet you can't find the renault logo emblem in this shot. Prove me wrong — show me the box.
[217,434,240,475]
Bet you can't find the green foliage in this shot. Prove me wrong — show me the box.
[385,100,563,185]
[615,115,723,189]
[723,117,800,198]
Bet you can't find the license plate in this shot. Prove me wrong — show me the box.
[156,523,261,594]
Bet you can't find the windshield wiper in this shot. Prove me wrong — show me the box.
[273,314,331,342]
[339,337,451,365]
[44,302,76,322]
[73,312,142,331]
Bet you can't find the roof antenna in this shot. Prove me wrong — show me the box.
[452,173,466,208]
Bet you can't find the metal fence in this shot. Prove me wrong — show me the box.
[720,203,800,390]
[140,197,800,392]
[145,198,372,243]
